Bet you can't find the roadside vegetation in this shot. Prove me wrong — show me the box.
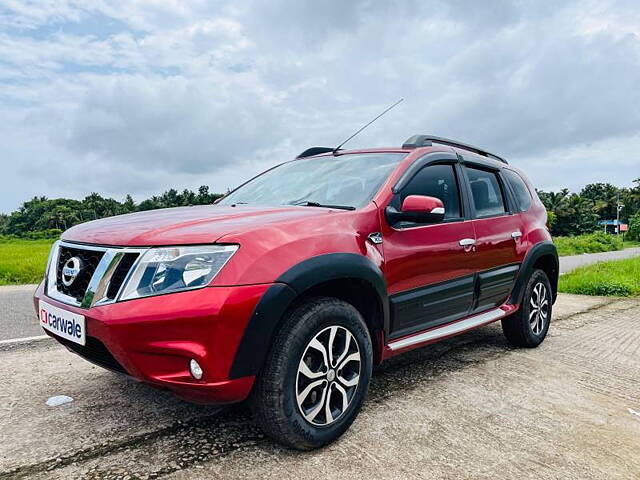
[538,180,640,237]
[559,256,640,297]
[0,187,223,235]
[0,180,638,239]
[553,232,623,256]
[0,236,55,286]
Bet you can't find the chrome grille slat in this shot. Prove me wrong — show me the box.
[46,241,148,309]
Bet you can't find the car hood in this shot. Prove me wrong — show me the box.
[61,205,332,246]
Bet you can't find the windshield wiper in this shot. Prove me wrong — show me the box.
[291,201,355,211]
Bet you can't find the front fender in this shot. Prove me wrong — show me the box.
[228,253,388,379]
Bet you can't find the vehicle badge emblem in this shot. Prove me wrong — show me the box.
[61,257,82,287]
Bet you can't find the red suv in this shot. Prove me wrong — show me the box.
[34,135,558,449]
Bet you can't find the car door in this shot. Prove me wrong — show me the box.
[461,162,527,313]
[381,161,477,339]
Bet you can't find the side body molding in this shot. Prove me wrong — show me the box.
[507,240,559,306]
[228,253,389,379]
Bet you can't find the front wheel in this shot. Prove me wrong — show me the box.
[502,269,552,348]
[251,297,373,450]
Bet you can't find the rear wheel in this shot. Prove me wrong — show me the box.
[502,269,552,347]
[251,297,373,450]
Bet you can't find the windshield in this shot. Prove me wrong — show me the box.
[218,153,406,209]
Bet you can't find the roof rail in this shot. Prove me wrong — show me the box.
[402,135,508,164]
[296,147,334,159]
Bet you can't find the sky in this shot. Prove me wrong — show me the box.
[1,0,639,213]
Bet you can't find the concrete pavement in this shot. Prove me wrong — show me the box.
[1,293,638,479]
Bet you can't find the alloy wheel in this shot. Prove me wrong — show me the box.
[295,325,361,426]
[529,282,549,335]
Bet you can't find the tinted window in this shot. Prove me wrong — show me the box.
[503,169,531,212]
[401,164,461,219]
[465,167,506,217]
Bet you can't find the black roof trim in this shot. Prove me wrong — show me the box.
[402,134,508,164]
[296,147,334,159]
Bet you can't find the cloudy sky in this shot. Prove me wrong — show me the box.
[1,0,639,213]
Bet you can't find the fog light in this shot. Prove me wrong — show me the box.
[189,359,203,380]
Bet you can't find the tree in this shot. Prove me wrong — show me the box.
[580,183,619,220]
[537,188,569,211]
[619,178,640,223]
[628,212,640,241]
[564,194,599,235]
[537,189,600,236]
[0,186,227,236]
[195,185,223,204]
[122,195,136,213]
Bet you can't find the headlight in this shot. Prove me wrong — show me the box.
[119,245,238,300]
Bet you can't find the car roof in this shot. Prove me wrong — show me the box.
[302,146,508,170]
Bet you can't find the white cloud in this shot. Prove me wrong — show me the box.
[1,0,639,212]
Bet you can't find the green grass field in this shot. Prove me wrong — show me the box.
[0,238,55,285]
[559,256,640,297]
[623,239,640,249]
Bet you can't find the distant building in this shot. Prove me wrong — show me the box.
[599,219,628,234]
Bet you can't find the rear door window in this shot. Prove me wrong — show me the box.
[465,167,506,218]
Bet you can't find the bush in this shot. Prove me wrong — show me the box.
[553,232,622,256]
[22,229,62,240]
[546,210,556,230]
[0,230,61,243]
[564,281,632,297]
[628,212,640,241]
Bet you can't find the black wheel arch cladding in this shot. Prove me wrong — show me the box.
[507,241,558,306]
[228,253,389,380]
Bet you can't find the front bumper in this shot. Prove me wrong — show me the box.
[34,281,271,404]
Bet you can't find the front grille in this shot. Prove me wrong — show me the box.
[47,242,146,308]
[56,246,104,303]
[106,252,139,299]
[58,336,128,374]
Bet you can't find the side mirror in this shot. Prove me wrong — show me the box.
[385,195,446,225]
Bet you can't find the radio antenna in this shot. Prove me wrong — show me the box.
[332,98,404,155]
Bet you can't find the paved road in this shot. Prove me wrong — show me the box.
[559,246,640,274]
[0,284,40,342]
[1,294,638,479]
[2,247,640,343]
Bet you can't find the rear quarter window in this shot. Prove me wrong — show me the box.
[503,169,532,212]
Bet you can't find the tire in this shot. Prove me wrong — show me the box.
[251,297,373,450]
[501,269,552,348]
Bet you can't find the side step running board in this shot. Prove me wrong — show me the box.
[387,307,507,351]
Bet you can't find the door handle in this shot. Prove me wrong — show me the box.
[459,238,476,247]
[511,231,522,239]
